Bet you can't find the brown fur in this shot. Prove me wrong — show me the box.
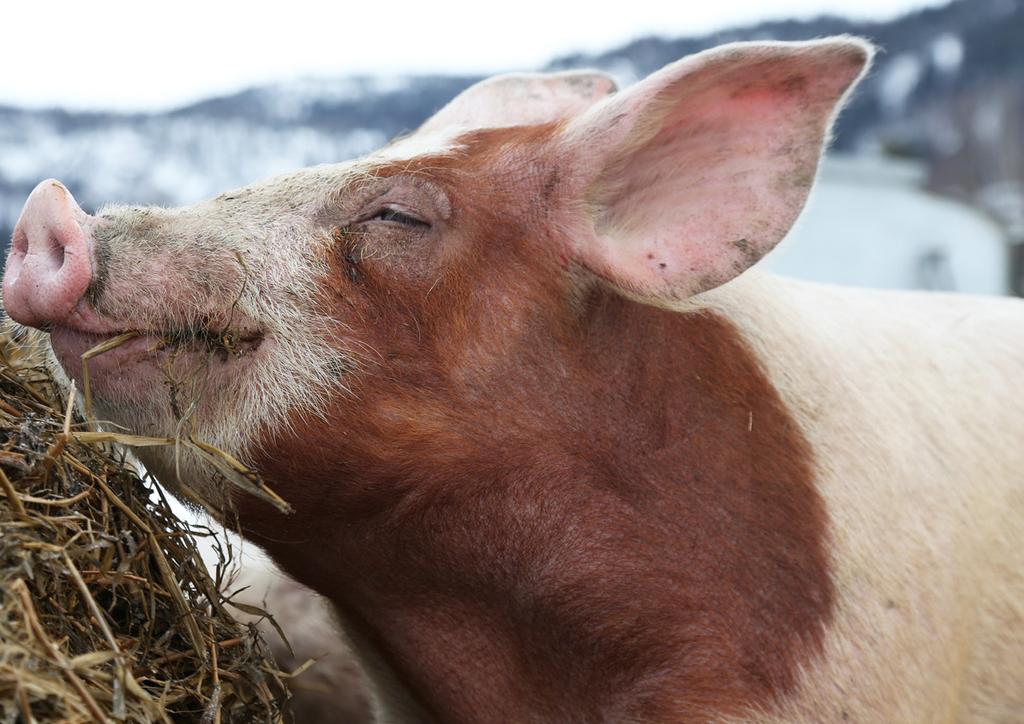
[237,126,832,721]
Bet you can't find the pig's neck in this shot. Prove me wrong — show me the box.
[245,292,832,723]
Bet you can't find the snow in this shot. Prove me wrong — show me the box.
[879,53,923,115]
[931,33,964,75]
[259,75,413,122]
[0,114,388,224]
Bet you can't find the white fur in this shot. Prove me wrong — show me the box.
[700,271,1024,722]
[373,130,462,163]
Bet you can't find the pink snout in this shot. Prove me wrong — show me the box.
[3,179,94,328]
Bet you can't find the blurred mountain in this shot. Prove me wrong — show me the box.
[1,0,1022,240]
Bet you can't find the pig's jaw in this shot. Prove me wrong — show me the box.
[39,299,348,510]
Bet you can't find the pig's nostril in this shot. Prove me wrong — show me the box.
[3,179,94,328]
[47,236,67,271]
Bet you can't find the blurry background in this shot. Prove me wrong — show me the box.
[1,0,1022,295]
[3,3,1021,720]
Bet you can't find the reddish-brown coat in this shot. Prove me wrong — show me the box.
[240,127,833,722]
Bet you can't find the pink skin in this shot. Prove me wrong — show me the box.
[3,181,130,380]
[4,180,95,327]
[4,180,145,391]
[2,179,258,402]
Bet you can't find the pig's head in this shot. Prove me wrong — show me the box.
[2,38,871,517]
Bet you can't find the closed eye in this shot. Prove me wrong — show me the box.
[369,206,430,228]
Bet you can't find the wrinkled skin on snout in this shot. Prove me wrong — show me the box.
[4,39,886,722]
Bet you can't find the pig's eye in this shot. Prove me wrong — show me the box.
[368,206,430,229]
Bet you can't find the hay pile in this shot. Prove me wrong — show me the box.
[0,331,290,723]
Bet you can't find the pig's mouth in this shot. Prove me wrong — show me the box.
[46,316,266,396]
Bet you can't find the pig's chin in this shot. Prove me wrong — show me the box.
[48,324,265,404]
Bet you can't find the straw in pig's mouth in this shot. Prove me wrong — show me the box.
[161,325,265,359]
[47,322,265,377]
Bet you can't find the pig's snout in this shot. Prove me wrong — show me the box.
[3,180,94,328]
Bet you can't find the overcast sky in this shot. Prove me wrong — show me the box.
[3,0,947,111]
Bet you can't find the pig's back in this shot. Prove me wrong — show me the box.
[704,271,1024,723]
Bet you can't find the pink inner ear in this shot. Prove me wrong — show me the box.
[569,41,871,301]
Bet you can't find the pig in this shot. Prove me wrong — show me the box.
[226,551,374,723]
[4,36,1024,723]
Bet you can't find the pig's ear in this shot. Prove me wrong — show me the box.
[418,71,617,134]
[561,37,873,301]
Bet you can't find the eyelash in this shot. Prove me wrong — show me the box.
[369,207,430,228]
